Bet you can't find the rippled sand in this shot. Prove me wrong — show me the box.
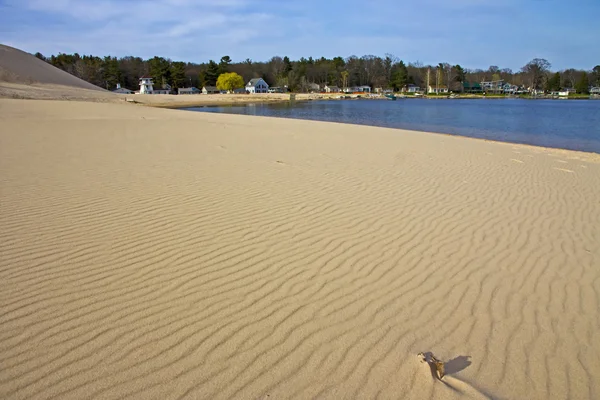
[1,99,599,399]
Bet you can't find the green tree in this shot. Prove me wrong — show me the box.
[454,64,465,92]
[592,65,600,86]
[205,60,219,86]
[148,56,171,87]
[575,72,589,94]
[218,56,232,75]
[390,60,408,90]
[103,56,121,89]
[216,72,245,92]
[545,72,561,91]
[283,56,293,76]
[170,61,186,89]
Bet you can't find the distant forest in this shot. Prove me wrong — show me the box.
[34,52,600,94]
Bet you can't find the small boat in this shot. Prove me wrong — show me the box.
[384,94,397,101]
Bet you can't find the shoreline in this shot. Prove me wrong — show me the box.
[177,101,600,158]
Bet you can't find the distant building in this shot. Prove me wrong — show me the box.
[153,83,172,95]
[590,87,600,94]
[139,76,154,94]
[324,85,340,93]
[463,82,482,93]
[112,83,134,94]
[428,85,449,94]
[246,78,269,93]
[404,84,420,93]
[268,87,285,93]
[233,88,247,94]
[343,86,371,93]
[202,86,220,94]
[178,87,201,95]
[307,82,320,93]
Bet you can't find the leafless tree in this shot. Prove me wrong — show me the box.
[521,58,551,89]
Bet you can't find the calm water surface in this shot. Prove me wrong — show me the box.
[185,99,600,153]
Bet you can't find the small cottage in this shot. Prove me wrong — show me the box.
[428,85,449,94]
[202,86,220,94]
[178,87,201,95]
[112,83,134,94]
[246,78,269,94]
[324,85,340,93]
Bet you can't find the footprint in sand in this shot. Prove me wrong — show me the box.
[580,165,588,169]
[553,167,575,173]
[510,159,524,164]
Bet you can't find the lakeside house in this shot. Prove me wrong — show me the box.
[404,84,421,93]
[153,83,172,95]
[202,86,219,94]
[590,87,600,94]
[307,82,320,93]
[246,78,269,93]
[139,76,154,94]
[178,87,201,95]
[324,85,340,93]
[343,86,371,93]
[427,84,449,94]
[112,83,134,94]
[463,82,482,93]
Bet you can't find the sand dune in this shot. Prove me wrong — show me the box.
[0,45,104,90]
[1,99,599,399]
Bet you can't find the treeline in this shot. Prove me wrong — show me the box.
[35,52,600,93]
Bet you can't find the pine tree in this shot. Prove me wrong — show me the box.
[390,61,408,91]
[575,72,589,94]
[545,72,561,92]
[283,56,293,76]
[170,62,186,89]
[218,56,231,75]
[205,60,219,86]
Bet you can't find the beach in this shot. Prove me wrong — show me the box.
[1,98,599,399]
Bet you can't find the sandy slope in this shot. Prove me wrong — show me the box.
[1,99,599,400]
[0,45,105,91]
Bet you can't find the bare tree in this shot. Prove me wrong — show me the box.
[521,58,551,90]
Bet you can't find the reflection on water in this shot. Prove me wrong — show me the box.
[185,99,600,153]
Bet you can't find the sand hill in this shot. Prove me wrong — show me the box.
[0,44,119,102]
[0,44,104,90]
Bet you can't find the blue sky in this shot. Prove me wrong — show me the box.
[1,0,598,71]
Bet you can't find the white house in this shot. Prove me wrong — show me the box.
[246,78,269,93]
[405,84,420,93]
[139,76,154,94]
[357,85,371,93]
[202,86,220,94]
[428,85,449,94]
[324,85,340,93]
[590,87,600,94]
[178,87,201,95]
[113,83,134,94]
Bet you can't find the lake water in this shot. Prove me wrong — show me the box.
[184,99,600,153]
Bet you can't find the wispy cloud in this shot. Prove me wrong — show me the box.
[1,0,598,69]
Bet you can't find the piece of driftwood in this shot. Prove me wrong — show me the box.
[418,352,445,380]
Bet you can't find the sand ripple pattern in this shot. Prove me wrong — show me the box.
[1,101,600,399]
